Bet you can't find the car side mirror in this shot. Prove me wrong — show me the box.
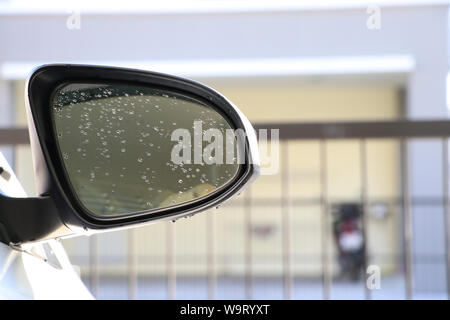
[0,65,259,244]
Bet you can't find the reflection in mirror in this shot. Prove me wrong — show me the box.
[52,83,241,217]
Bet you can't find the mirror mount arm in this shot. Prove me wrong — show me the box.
[0,194,67,245]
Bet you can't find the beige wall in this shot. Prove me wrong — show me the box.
[205,81,402,277]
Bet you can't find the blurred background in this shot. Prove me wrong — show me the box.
[1,0,450,299]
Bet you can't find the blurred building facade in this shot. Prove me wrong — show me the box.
[0,1,449,298]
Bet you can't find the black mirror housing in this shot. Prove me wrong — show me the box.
[0,64,259,244]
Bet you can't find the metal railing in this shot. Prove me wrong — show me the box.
[2,119,450,300]
[253,120,450,300]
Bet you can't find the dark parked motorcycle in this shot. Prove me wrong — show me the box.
[332,203,366,281]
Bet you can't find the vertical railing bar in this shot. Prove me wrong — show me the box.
[89,234,99,298]
[281,142,292,300]
[401,138,414,300]
[360,139,371,300]
[244,188,252,300]
[127,229,138,300]
[206,212,217,300]
[166,221,176,300]
[441,137,450,299]
[320,140,331,300]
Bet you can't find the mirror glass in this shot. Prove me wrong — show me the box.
[51,82,242,217]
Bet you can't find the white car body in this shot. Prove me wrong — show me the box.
[0,152,93,299]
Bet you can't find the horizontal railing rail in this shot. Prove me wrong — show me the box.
[0,128,30,145]
[3,119,450,146]
[253,120,450,139]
